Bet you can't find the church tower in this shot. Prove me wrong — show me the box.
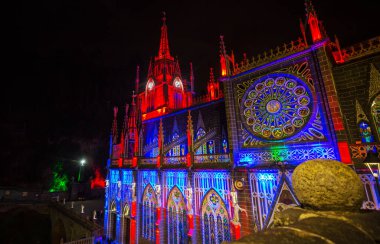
[138,13,193,120]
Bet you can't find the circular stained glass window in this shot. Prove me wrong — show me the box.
[241,74,313,141]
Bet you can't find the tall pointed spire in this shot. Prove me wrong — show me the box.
[173,117,179,134]
[190,62,194,94]
[305,0,324,42]
[196,111,206,131]
[369,64,380,101]
[112,107,119,144]
[209,67,215,84]
[174,59,182,78]
[148,58,153,78]
[135,65,140,94]
[219,35,228,76]
[122,104,129,136]
[356,100,369,123]
[158,12,172,60]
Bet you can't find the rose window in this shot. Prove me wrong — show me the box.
[241,74,313,140]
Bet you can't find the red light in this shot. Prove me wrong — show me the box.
[90,168,105,189]
[337,142,352,164]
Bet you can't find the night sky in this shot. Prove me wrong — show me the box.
[2,0,379,188]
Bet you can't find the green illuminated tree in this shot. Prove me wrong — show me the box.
[49,162,69,192]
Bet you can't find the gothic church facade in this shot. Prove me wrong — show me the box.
[104,2,380,243]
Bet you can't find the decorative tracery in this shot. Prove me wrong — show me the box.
[249,172,280,231]
[371,94,380,136]
[241,74,313,141]
[141,184,157,242]
[201,189,231,244]
[167,186,187,244]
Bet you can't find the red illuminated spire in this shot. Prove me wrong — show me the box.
[135,65,140,94]
[190,62,194,94]
[148,58,153,78]
[122,104,129,136]
[219,36,228,76]
[174,59,182,78]
[112,107,118,144]
[207,67,220,101]
[158,12,172,60]
[128,91,137,133]
[219,36,234,76]
[305,0,324,42]
[209,67,215,84]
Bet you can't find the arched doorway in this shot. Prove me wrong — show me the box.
[109,201,117,241]
[123,204,131,244]
[201,189,231,244]
[141,184,157,242]
[167,186,187,244]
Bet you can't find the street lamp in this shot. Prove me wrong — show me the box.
[361,149,380,197]
[78,159,86,182]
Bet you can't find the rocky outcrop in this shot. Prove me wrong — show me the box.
[292,159,365,210]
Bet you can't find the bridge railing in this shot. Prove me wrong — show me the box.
[63,237,94,244]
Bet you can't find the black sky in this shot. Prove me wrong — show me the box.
[2,0,379,187]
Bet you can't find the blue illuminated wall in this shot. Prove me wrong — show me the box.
[141,99,228,158]
[224,47,340,167]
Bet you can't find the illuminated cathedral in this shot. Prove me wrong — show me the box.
[104,2,380,243]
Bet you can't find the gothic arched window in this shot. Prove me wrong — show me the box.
[167,186,187,244]
[197,128,206,139]
[171,132,181,156]
[109,201,117,241]
[201,189,230,244]
[141,184,157,242]
[196,128,207,155]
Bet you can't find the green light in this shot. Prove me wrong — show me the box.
[49,162,69,192]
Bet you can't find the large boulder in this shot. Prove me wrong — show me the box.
[292,159,365,210]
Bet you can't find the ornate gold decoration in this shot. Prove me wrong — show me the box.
[233,38,308,75]
[369,63,380,101]
[356,99,369,123]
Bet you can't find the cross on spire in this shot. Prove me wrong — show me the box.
[158,11,172,60]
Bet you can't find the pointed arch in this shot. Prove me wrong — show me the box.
[371,93,380,140]
[369,63,380,101]
[167,186,187,244]
[109,200,117,241]
[122,203,131,244]
[123,203,130,217]
[201,188,231,244]
[110,200,117,212]
[141,184,157,242]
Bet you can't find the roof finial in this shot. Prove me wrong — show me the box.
[209,67,215,83]
[158,12,172,60]
[162,11,166,25]
[190,62,194,94]
[112,106,119,143]
[135,65,140,94]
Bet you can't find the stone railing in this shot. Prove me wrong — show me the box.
[332,36,380,64]
[111,159,120,167]
[233,37,308,75]
[349,143,380,162]
[163,136,187,153]
[194,154,230,164]
[123,159,132,167]
[63,237,94,244]
[139,157,157,165]
[163,156,187,165]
